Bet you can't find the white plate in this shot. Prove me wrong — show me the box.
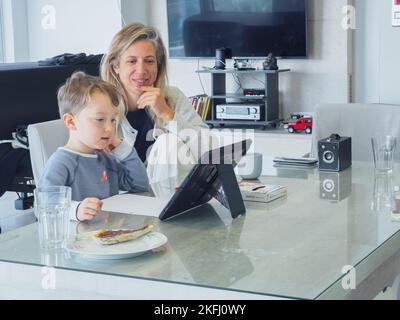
[66,231,168,260]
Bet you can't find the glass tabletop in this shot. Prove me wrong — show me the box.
[1,161,400,299]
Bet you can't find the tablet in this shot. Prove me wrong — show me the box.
[159,139,252,221]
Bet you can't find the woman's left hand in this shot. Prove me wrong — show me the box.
[137,86,175,122]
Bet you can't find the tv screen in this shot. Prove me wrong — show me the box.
[167,0,308,59]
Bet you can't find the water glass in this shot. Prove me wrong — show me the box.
[371,136,397,173]
[34,186,71,250]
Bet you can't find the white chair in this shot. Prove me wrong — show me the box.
[27,119,68,183]
[311,103,400,161]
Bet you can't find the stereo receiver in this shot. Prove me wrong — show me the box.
[216,104,263,120]
[243,88,265,96]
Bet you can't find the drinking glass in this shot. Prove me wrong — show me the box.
[34,186,71,250]
[371,136,397,173]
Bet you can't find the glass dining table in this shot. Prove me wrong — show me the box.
[1,161,400,300]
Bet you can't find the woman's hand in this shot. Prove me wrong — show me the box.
[137,86,175,122]
[76,197,103,221]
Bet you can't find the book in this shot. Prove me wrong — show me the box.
[239,181,287,203]
[203,97,212,120]
[189,94,212,120]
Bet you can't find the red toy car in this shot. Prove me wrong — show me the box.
[285,117,313,134]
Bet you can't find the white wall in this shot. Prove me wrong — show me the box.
[121,0,148,25]
[11,0,30,61]
[1,0,34,62]
[379,0,400,105]
[26,0,122,61]
[354,0,400,105]
[149,0,353,118]
[1,0,16,62]
[353,0,380,103]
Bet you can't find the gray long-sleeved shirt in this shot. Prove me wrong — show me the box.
[38,147,149,220]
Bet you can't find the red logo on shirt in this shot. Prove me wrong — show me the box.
[101,170,108,182]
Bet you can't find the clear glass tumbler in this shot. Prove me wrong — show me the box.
[371,135,397,173]
[34,186,71,249]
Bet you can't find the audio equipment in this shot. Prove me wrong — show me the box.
[243,89,265,96]
[318,134,352,172]
[319,170,352,202]
[215,47,231,70]
[216,104,263,120]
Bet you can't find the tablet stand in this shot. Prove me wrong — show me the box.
[208,164,246,218]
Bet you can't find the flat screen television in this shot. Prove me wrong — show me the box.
[167,0,308,59]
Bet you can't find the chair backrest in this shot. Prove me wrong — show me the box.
[311,103,400,161]
[27,119,68,183]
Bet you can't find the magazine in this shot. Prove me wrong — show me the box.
[239,181,287,203]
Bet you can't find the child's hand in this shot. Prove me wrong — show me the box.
[102,136,122,154]
[110,135,122,150]
[76,197,103,221]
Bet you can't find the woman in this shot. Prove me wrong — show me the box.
[101,23,214,183]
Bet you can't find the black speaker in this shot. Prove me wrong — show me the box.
[215,47,231,69]
[318,134,352,172]
[319,170,352,202]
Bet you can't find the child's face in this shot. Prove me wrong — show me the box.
[72,91,119,153]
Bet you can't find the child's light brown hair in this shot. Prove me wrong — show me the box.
[57,71,125,117]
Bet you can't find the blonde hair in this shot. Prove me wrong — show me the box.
[57,71,124,117]
[100,23,169,125]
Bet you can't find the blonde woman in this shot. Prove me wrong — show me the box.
[101,23,214,184]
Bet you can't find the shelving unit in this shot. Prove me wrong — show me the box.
[196,68,290,130]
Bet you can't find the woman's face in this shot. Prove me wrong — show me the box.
[113,40,158,101]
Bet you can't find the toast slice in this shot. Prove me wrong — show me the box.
[92,224,155,245]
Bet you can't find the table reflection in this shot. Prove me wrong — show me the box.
[40,248,70,267]
[161,204,254,287]
[319,169,352,202]
[371,172,395,213]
